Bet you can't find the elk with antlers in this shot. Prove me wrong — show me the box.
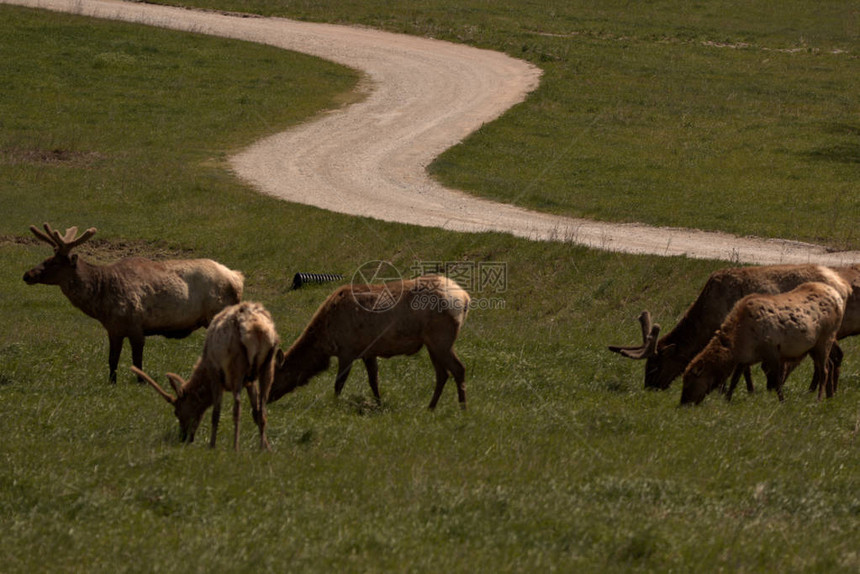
[132,302,278,450]
[609,264,857,393]
[23,223,244,383]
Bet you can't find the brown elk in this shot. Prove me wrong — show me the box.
[269,275,470,409]
[23,223,244,383]
[132,301,279,450]
[680,282,845,405]
[609,264,858,392]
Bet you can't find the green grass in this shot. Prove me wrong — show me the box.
[1,3,860,573]
[151,0,860,250]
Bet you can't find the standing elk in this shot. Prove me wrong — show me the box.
[680,282,845,405]
[609,264,858,392]
[23,223,244,383]
[269,275,470,409]
[132,301,279,450]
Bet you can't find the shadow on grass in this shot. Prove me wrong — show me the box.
[343,393,387,416]
[807,142,860,164]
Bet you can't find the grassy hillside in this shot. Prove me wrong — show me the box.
[1,4,859,573]
[154,0,860,249]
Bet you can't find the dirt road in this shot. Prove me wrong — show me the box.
[6,0,859,265]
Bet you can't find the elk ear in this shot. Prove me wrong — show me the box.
[276,348,285,366]
[131,366,176,405]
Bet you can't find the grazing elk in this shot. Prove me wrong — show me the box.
[132,301,279,450]
[23,223,244,383]
[269,275,470,409]
[680,282,845,405]
[609,264,858,392]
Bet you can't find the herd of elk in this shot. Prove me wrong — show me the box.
[610,263,859,404]
[21,222,860,449]
[21,224,473,447]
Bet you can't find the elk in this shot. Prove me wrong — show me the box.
[132,301,279,450]
[23,223,244,383]
[269,275,470,409]
[609,264,858,392]
[680,282,845,405]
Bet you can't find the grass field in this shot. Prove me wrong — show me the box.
[1,3,859,572]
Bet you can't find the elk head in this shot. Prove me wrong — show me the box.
[269,346,331,403]
[610,311,685,390]
[679,361,716,405]
[23,223,96,285]
[131,366,204,443]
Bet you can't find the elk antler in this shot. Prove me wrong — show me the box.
[608,310,661,360]
[131,366,177,404]
[29,225,56,247]
[30,222,97,255]
[166,373,186,397]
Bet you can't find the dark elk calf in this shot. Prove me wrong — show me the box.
[23,223,244,383]
[133,301,279,450]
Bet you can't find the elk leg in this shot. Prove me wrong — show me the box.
[818,343,843,394]
[826,344,842,397]
[248,364,272,450]
[826,365,837,399]
[822,362,833,400]
[426,345,467,410]
[334,357,353,396]
[425,349,450,410]
[815,362,829,401]
[809,343,833,400]
[363,357,381,403]
[763,359,784,402]
[232,390,242,451]
[832,343,843,394]
[130,334,145,383]
[108,334,124,384]
[449,350,467,410]
[767,359,792,391]
[428,366,448,410]
[726,366,744,402]
[257,349,276,407]
[210,389,222,448]
[743,367,754,394]
[245,383,269,451]
[811,360,823,400]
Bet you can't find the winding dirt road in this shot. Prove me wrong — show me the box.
[6,0,860,265]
